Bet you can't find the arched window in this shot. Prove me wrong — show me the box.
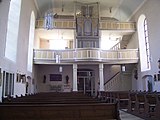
[5,0,22,62]
[138,14,151,72]
[27,11,35,72]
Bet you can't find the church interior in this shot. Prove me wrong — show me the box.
[0,0,160,119]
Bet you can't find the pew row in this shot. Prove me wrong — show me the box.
[0,103,120,120]
[98,91,160,120]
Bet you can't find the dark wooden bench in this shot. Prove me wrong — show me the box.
[127,91,160,120]
[128,91,137,113]
[99,90,160,120]
[3,92,99,103]
[145,92,157,119]
[155,94,160,119]
[116,91,129,109]
[0,103,120,120]
[99,91,129,109]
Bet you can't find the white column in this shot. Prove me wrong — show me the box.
[73,64,78,91]
[74,31,77,49]
[99,63,104,91]
[99,31,102,48]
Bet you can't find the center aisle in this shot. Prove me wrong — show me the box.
[119,110,144,120]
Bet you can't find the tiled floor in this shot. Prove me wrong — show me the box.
[119,110,144,120]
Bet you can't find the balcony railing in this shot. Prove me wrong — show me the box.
[100,21,136,30]
[36,19,136,31]
[36,19,75,29]
[33,48,139,64]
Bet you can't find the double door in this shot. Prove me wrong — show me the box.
[77,70,95,95]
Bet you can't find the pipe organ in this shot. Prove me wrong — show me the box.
[75,2,99,48]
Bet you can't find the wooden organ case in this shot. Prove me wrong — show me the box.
[75,2,99,48]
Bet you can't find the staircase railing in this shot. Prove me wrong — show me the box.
[104,72,120,85]
[104,72,121,91]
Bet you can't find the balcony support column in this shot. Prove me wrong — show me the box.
[99,63,104,91]
[73,64,78,91]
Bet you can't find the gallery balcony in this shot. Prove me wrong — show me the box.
[36,19,136,31]
[33,48,139,64]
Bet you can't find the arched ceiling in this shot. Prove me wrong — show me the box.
[34,0,146,21]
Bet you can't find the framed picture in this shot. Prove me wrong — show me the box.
[50,74,62,81]
[0,68,2,86]
[16,73,21,82]
[158,74,160,81]
[21,74,26,83]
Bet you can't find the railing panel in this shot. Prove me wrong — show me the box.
[36,19,75,29]
[118,49,138,59]
[48,51,53,59]
[61,50,74,59]
[100,51,118,59]
[100,21,136,30]
[89,50,99,59]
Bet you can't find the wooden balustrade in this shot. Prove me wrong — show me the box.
[36,19,136,31]
[33,48,139,64]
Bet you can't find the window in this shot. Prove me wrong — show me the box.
[144,18,150,69]
[138,14,151,72]
[4,72,14,96]
[50,39,67,50]
[5,0,22,62]
[27,11,35,72]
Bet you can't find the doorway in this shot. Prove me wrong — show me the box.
[77,69,95,95]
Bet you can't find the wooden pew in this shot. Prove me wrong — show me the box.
[0,103,120,120]
[144,92,157,119]
[128,91,137,113]
[99,90,160,120]
[127,91,160,120]
[100,91,129,109]
[116,91,129,109]
[1,92,120,120]
[154,94,160,120]
[3,95,102,104]
[134,91,146,118]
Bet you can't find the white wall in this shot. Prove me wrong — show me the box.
[34,30,40,49]
[0,0,37,101]
[35,65,73,92]
[128,0,160,91]
[35,64,124,93]
[104,65,121,82]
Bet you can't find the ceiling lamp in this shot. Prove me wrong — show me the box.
[109,7,112,13]
[61,0,64,12]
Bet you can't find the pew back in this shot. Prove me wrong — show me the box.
[0,103,119,120]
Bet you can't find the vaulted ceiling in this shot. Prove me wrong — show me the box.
[34,0,146,21]
[34,0,146,49]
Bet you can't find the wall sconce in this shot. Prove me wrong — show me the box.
[59,66,62,72]
[121,65,125,72]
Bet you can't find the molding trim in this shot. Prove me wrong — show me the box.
[33,0,41,17]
